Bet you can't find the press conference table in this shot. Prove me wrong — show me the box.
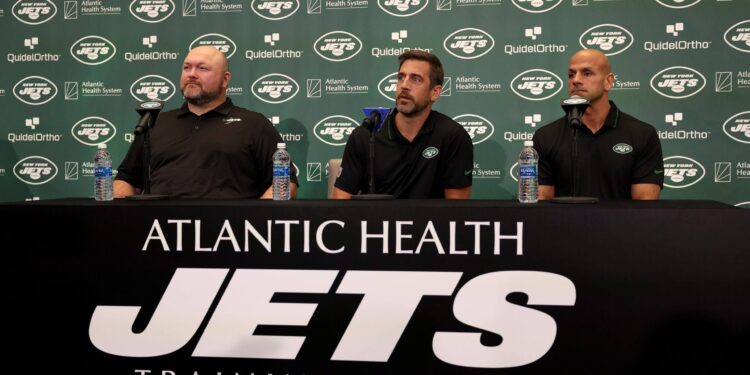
[3,199,749,374]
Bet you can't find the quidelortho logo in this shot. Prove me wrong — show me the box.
[650,66,706,99]
[251,0,299,20]
[13,76,57,105]
[511,0,562,13]
[129,0,174,23]
[314,31,362,62]
[71,117,117,146]
[723,111,750,144]
[579,24,633,56]
[452,114,494,145]
[444,28,495,60]
[13,156,58,185]
[655,0,701,9]
[251,73,299,104]
[12,0,57,25]
[313,115,358,146]
[378,72,398,101]
[70,36,117,65]
[130,75,176,102]
[724,20,750,53]
[663,156,705,189]
[377,0,428,17]
[511,69,562,101]
[189,34,237,58]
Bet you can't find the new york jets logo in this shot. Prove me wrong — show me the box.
[655,0,701,9]
[129,0,175,23]
[422,147,439,159]
[12,0,56,25]
[13,76,57,105]
[314,31,363,62]
[189,34,237,58]
[724,20,750,53]
[130,75,176,102]
[378,72,398,101]
[377,0,429,17]
[252,73,299,104]
[71,117,117,146]
[722,111,750,144]
[70,36,117,65]
[511,0,563,13]
[13,156,58,185]
[650,66,706,99]
[663,155,705,189]
[510,69,563,101]
[579,24,634,56]
[444,28,495,60]
[251,0,299,21]
[313,115,358,146]
[612,143,633,154]
[453,114,495,145]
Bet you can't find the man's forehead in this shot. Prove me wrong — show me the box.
[399,60,430,74]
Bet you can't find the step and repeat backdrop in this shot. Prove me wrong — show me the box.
[0,0,748,204]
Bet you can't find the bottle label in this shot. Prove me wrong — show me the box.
[94,166,112,178]
[273,165,290,177]
[519,165,537,179]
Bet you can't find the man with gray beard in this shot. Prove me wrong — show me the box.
[115,46,297,199]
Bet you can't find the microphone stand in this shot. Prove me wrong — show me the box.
[351,111,393,200]
[127,113,169,200]
[551,110,598,204]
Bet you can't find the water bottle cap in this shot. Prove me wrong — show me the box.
[98,143,108,149]
[523,140,534,147]
[277,142,286,149]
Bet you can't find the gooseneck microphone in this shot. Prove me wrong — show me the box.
[134,101,164,135]
[560,95,590,129]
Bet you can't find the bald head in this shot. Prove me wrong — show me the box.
[570,49,611,75]
[567,49,615,104]
[185,46,229,73]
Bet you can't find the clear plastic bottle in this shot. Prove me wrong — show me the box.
[94,143,113,201]
[518,140,538,203]
[272,142,291,200]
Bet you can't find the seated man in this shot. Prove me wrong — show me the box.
[333,50,473,199]
[114,46,297,199]
[533,49,664,200]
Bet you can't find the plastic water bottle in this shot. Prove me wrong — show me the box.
[94,143,113,201]
[272,142,291,200]
[518,140,538,203]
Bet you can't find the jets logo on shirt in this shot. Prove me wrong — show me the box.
[422,147,439,159]
[612,143,633,154]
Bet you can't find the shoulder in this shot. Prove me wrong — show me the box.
[431,111,469,136]
[618,110,657,134]
[230,106,272,124]
[534,116,567,137]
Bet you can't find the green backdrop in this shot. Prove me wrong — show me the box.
[1,0,748,205]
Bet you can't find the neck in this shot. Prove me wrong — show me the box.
[581,98,610,134]
[187,95,227,116]
[395,107,431,142]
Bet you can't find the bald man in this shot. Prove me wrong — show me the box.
[532,49,663,200]
[114,46,298,199]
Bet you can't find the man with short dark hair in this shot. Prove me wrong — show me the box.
[533,49,663,200]
[114,46,297,199]
[333,50,473,199]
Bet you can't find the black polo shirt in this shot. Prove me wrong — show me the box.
[116,98,296,199]
[532,101,663,200]
[335,109,473,198]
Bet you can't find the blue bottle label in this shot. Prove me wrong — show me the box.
[94,166,112,178]
[273,165,289,177]
[519,165,537,178]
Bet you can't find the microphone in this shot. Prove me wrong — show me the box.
[361,107,391,132]
[134,101,164,135]
[560,95,590,129]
